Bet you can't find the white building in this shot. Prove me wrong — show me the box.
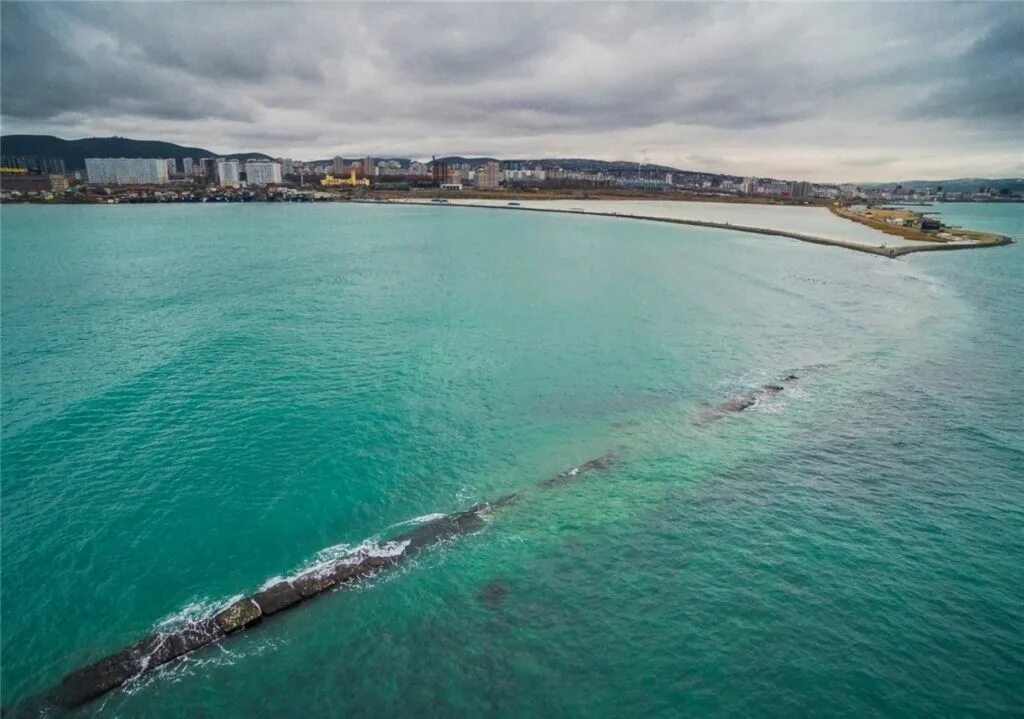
[244,161,283,186]
[502,168,546,183]
[217,160,241,187]
[409,161,428,176]
[183,157,194,176]
[85,158,170,185]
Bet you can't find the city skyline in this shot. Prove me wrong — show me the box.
[2,2,1022,183]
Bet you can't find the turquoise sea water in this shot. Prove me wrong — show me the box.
[2,202,1022,717]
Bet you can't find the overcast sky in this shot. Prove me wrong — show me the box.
[2,1,1022,182]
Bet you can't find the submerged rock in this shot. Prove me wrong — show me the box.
[692,374,799,426]
[214,598,262,634]
[479,580,509,607]
[541,451,619,488]
[393,508,487,551]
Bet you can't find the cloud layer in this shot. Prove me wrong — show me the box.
[3,1,1022,181]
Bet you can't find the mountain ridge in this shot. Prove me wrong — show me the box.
[0,135,271,170]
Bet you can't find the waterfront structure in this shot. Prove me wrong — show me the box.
[1,155,66,174]
[475,161,501,189]
[320,171,369,187]
[183,158,194,176]
[50,174,69,193]
[217,160,240,187]
[245,161,283,186]
[85,158,170,185]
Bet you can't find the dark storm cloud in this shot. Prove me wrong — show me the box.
[2,1,1021,181]
[907,20,1024,123]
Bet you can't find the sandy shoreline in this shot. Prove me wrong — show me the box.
[389,198,1013,258]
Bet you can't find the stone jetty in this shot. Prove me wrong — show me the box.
[540,451,619,488]
[692,374,799,426]
[53,493,519,710]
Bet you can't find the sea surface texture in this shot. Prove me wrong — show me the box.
[2,202,1022,717]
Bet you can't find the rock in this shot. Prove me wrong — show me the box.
[479,580,509,607]
[762,385,784,393]
[214,598,262,634]
[162,618,223,659]
[394,513,476,551]
[541,452,618,488]
[784,374,799,381]
[252,582,301,616]
[490,493,519,510]
[292,569,337,599]
[59,651,138,708]
[57,618,225,708]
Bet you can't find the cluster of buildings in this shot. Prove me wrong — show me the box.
[3,150,1022,204]
[83,157,284,188]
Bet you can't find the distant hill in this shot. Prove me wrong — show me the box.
[861,178,1024,194]
[0,135,272,170]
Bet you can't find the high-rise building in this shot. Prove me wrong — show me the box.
[431,158,449,184]
[333,156,345,174]
[201,157,220,178]
[245,161,283,186]
[217,160,240,187]
[791,181,812,200]
[85,158,170,185]
[280,158,293,175]
[362,155,374,178]
[183,157,194,176]
[741,177,759,194]
[475,161,500,189]
[166,158,177,175]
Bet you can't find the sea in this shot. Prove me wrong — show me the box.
[2,201,1022,717]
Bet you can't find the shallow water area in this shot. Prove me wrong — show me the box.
[2,202,1022,717]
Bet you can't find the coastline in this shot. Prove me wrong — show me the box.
[2,197,1013,258]
[389,198,1014,258]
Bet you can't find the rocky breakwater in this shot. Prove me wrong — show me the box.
[53,495,518,711]
[692,374,799,426]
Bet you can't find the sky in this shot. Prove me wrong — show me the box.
[2,1,1022,183]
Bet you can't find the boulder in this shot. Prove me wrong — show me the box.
[292,569,338,599]
[59,651,138,708]
[252,582,301,616]
[541,452,618,488]
[214,598,262,634]
[57,618,224,708]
